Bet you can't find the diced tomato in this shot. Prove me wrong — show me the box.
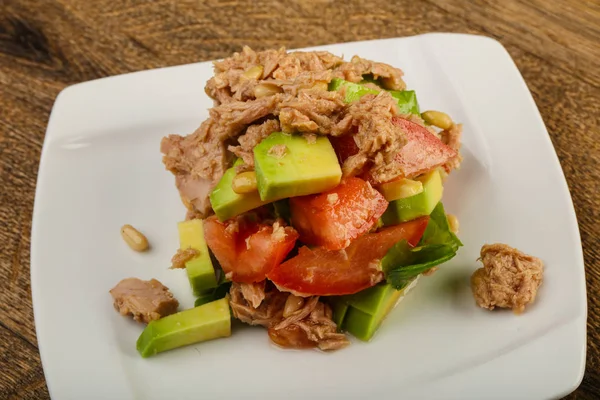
[204,216,299,283]
[290,177,388,251]
[267,216,429,296]
[329,134,359,164]
[391,117,457,180]
[330,117,457,183]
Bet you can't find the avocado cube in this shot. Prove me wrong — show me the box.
[326,297,350,329]
[343,282,415,341]
[178,219,218,295]
[329,78,420,115]
[344,283,403,315]
[382,169,443,225]
[253,132,342,202]
[389,90,420,115]
[329,78,379,103]
[210,160,271,221]
[136,298,231,357]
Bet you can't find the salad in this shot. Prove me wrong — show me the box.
[111,47,463,356]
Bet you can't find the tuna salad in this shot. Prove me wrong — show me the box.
[114,47,465,357]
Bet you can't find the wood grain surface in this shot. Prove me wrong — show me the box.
[0,0,598,398]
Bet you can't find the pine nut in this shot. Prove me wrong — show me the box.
[283,295,305,317]
[231,171,258,194]
[121,224,149,252]
[243,65,264,80]
[447,213,459,234]
[254,83,282,98]
[421,110,453,130]
[312,81,328,91]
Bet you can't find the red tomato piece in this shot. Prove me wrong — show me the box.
[204,216,299,283]
[391,117,457,180]
[330,117,457,183]
[290,177,388,251]
[267,216,429,296]
[329,133,359,165]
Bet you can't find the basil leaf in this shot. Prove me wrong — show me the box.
[382,202,462,289]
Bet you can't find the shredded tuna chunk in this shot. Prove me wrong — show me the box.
[269,70,332,95]
[269,298,350,351]
[336,92,407,182]
[229,119,280,167]
[229,282,287,327]
[333,55,406,90]
[161,128,219,216]
[303,133,317,144]
[170,247,199,269]
[240,281,266,308]
[162,96,279,216]
[209,95,280,138]
[441,123,463,172]
[271,220,287,242]
[268,144,288,158]
[278,90,346,134]
[471,244,544,314]
[229,283,349,350]
[272,51,343,81]
[109,278,179,323]
[185,209,203,221]
[205,47,342,104]
[205,46,275,103]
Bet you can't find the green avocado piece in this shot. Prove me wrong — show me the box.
[343,281,415,341]
[253,132,342,202]
[136,298,231,357]
[382,169,443,225]
[389,90,420,115]
[209,160,271,221]
[329,78,420,115]
[326,297,349,329]
[329,78,379,103]
[178,219,218,295]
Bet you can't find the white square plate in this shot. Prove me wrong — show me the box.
[32,33,586,400]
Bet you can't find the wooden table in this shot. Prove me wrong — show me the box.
[1,0,598,398]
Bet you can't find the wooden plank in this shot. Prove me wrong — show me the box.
[426,0,600,87]
[0,324,49,399]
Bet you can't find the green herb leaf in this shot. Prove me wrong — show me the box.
[382,202,462,289]
[194,281,232,307]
